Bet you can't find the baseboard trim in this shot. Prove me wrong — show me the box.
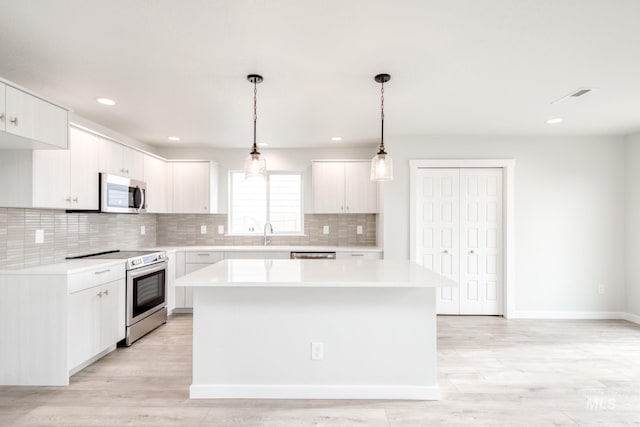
[511,310,628,320]
[189,384,440,400]
[623,312,640,324]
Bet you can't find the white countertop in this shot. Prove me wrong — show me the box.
[175,259,457,288]
[152,245,382,253]
[0,259,126,275]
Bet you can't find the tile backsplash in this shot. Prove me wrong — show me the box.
[156,214,377,247]
[0,208,157,270]
[0,209,377,269]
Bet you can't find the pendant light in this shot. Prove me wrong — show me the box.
[244,74,266,178]
[370,73,393,181]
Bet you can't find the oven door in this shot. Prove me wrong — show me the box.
[127,261,167,326]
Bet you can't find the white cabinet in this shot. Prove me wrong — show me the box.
[0,127,100,209]
[224,251,290,259]
[32,126,100,209]
[68,279,125,371]
[312,160,378,213]
[169,161,219,214]
[178,251,224,310]
[98,138,144,181]
[143,155,169,213]
[0,82,68,149]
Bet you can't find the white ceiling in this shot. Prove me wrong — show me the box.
[1,0,640,149]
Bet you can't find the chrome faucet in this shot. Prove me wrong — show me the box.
[263,221,274,246]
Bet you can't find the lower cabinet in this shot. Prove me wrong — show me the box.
[68,279,125,371]
[174,251,224,312]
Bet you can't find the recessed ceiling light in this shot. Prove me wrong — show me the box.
[96,97,116,106]
[546,117,564,124]
[331,136,343,141]
[168,136,180,142]
[257,142,269,147]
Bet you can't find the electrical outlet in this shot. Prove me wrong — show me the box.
[140,225,146,235]
[311,342,324,360]
[597,284,605,295]
[200,225,207,234]
[323,225,329,235]
[218,225,225,234]
[35,229,44,244]
[356,225,363,235]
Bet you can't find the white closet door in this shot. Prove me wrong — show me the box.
[415,168,460,314]
[459,168,503,315]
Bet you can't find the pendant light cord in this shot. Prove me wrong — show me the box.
[379,80,386,154]
[252,81,259,154]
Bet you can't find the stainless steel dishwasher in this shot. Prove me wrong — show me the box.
[290,252,337,259]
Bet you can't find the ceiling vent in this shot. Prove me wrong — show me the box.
[552,88,594,105]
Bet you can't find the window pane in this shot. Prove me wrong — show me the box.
[230,172,266,234]
[269,174,302,233]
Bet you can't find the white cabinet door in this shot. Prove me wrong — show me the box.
[98,138,124,176]
[312,161,345,213]
[4,86,68,148]
[143,155,168,213]
[5,86,36,140]
[171,161,212,213]
[99,280,125,349]
[69,127,100,210]
[68,286,102,370]
[123,145,144,180]
[32,148,71,209]
[0,83,5,132]
[344,161,378,213]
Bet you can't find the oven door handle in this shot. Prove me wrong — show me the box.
[128,261,167,279]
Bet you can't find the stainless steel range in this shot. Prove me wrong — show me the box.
[68,250,168,346]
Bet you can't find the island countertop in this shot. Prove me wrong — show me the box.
[175,259,457,288]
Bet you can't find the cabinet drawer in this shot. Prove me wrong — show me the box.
[185,251,224,264]
[336,251,382,260]
[68,263,126,294]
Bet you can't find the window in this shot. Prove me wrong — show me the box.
[229,171,303,235]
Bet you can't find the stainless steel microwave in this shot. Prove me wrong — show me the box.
[99,173,146,213]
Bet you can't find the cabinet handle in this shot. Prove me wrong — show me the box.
[351,253,364,257]
[443,250,449,254]
[469,250,475,254]
[346,206,349,212]
[10,116,18,126]
[197,253,210,257]
[125,169,129,174]
[94,269,111,275]
[65,197,71,203]
[103,289,109,296]
[119,168,124,173]
[73,197,78,203]
[0,113,4,120]
[97,291,103,298]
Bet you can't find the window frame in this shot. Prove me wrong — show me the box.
[228,170,304,236]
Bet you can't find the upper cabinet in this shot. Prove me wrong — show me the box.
[168,161,219,214]
[0,79,69,149]
[98,138,144,181]
[312,160,378,213]
[143,155,169,214]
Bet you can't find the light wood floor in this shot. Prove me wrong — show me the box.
[1,314,639,426]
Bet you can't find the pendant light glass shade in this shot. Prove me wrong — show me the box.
[245,148,266,178]
[244,74,266,179]
[371,73,393,181]
[370,150,393,181]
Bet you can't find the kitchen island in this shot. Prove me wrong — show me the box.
[175,259,456,400]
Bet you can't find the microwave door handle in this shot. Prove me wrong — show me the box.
[138,187,145,211]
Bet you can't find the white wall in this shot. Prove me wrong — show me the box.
[382,136,626,313]
[625,132,640,318]
[157,146,373,213]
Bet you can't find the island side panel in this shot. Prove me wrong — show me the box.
[191,286,438,400]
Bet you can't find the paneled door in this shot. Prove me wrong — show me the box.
[415,168,504,315]
[415,169,460,314]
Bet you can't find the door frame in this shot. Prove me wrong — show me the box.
[409,159,516,318]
